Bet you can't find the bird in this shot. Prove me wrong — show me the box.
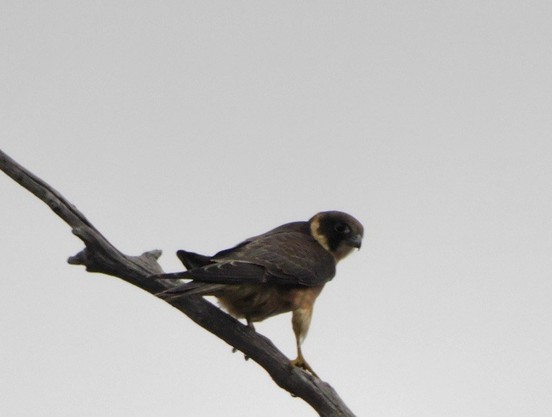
[155,210,363,376]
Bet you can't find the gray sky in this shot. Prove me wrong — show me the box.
[1,1,551,416]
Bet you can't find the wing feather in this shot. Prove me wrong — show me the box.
[213,231,335,286]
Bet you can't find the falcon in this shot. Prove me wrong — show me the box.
[155,210,363,376]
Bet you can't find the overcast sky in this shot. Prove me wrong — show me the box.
[1,1,551,416]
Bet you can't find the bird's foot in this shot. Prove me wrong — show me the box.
[232,317,254,360]
[231,347,250,361]
[290,356,318,378]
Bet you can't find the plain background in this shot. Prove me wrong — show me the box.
[1,1,551,416]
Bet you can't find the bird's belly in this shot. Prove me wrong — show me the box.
[217,284,324,322]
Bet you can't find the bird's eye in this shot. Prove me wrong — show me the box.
[334,223,350,234]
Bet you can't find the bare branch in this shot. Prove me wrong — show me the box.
[0,149,356,417]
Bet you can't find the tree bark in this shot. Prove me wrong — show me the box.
[0,149,356,417]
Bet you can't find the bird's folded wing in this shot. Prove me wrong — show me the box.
[213,232,336,286]
[154,231,336,287]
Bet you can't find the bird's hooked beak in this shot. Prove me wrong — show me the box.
[347,234,363,249]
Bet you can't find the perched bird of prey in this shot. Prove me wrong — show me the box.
[155,211,363,376]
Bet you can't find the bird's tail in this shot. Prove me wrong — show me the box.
[156,281,225,301]
[153,249,217,301]
[176,250,212,269]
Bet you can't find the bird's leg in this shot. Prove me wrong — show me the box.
[290,307,318,377]
[246,317,256,331]
[232,316,255,360]
[291,339,318,378]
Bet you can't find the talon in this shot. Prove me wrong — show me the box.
[231,347,249,361]
[290,356,318,377]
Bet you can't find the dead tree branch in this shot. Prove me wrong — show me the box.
[0,149,356,417]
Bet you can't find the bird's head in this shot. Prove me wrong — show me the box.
[309,211,364,261]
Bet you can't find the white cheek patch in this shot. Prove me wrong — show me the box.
[334,244,355,261]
